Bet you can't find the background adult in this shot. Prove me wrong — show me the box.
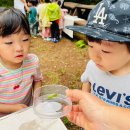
[14,0,26,14]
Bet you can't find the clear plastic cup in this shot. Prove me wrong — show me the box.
[33,84,72,119]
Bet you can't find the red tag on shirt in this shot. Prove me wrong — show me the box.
[13,85,20,90]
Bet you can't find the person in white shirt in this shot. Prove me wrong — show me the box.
[14,0,26,15]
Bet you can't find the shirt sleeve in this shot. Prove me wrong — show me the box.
[34,65,43,82]
[27,54,43,82]
[81,60,92,83]
[33,55,43,82]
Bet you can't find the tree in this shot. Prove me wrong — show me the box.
[0,0,13,7]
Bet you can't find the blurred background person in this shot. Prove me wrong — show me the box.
[39,0,52,41]
[48,0,61,43]
[14,0,26,15]
[24,0,38,37]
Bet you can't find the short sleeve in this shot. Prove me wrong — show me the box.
[33,55,43,82]
[34,65,43,82]
[26,54,43,82]
[81,60,92,83]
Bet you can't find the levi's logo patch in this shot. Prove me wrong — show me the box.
[93,3,107,25]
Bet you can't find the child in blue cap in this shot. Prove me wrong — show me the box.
[67,0,130,129]
[67,0,130,109]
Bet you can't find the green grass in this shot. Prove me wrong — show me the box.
[45,72,60,84]
[58,68,66,76]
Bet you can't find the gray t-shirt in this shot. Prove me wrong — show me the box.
[81,60,130,108]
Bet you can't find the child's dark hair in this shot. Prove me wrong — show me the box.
[87,36,130,53]
[0,7,30,37]
[27,0,38,6]
[45,0,50,3]
[57,0,61,6]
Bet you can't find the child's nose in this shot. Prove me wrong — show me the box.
[15,43,23,51]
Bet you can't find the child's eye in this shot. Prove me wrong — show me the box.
[23,38,29,42]
[5,42,13,45]
[102,50,111,53]
[88,44,93,48]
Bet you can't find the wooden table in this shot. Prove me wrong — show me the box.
[64,2,78,9]
[64,2,95,18]
[63,2,78,15]
[77,4,95,10]
[74,4,95,19]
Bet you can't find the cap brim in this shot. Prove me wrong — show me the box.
[66,25,130,42]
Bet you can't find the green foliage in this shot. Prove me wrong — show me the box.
[62,117,70,125]
[0,0,13,7]
[75,40,87,48]
[64,0,101,4]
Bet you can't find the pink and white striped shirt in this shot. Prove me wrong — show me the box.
[0,54,43,116]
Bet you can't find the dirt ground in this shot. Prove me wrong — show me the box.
[30,35,89,130]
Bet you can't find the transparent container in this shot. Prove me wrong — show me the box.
[33,84,72,119]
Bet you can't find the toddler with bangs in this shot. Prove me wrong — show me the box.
[66,0,130,129]
[0,7,43,117]
[67,0,130,109]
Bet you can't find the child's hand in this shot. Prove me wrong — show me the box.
[21,0,26,3]
[0,104,28,113]
[13,104,28,112]
[49,22,52,25]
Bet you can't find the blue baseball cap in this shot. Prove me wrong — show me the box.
[66,0,130,42]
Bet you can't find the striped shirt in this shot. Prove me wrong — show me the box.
[0,54,43,116]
